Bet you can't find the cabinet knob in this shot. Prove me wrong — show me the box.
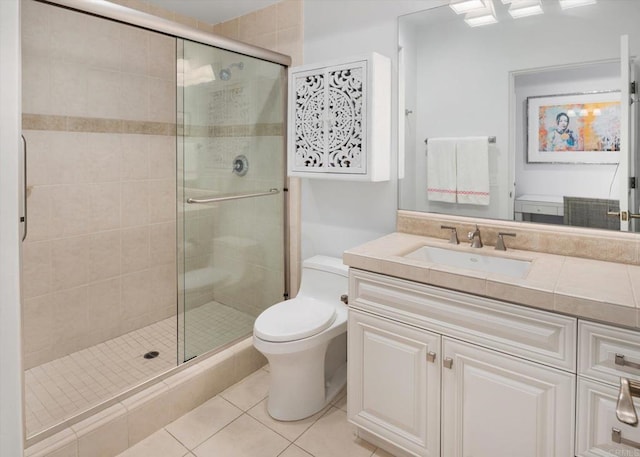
[443,357,453,369]
[340,294,348,305]
[427,352,436,363]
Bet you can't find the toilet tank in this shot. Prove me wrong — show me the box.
[297,255,348,305]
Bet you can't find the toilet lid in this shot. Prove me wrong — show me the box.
[254,298,337,343]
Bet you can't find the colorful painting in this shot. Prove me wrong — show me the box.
[527,91,621,164]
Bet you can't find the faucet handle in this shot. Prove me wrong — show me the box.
[467,225,483,248]
[441,225,459,245]
[495,232,516,251]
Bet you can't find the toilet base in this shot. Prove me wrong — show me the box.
[268,360,347,422]
[263,342,347,422]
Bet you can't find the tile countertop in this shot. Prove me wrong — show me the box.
[343,232,640,330]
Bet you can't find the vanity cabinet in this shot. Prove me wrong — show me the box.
[576,321,640,456]
[347,268,576,457]
[287,53,390,181]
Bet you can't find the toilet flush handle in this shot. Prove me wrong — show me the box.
[340,294,349,305]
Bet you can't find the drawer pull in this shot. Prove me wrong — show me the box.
[616,353,640,371]
[612,428,640,449]
[617,377,640,425]
[427,352,436,363]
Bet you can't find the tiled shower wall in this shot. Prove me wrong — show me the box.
[107,0,305,298]
[210,0,304,297]
[21,0,177,370]
[181,75,286,318]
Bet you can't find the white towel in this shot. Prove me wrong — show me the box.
[426,138,457,203]
[456,136,490,206]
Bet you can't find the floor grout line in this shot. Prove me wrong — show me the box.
[24,300,254,437]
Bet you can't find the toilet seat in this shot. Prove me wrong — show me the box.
[254,298,337,343]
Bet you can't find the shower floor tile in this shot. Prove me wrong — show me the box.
[25,301,254,437]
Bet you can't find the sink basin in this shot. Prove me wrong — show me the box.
[404,245,531,279]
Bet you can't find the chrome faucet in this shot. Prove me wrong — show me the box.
[468,225,483,248]
[441,225,459,245]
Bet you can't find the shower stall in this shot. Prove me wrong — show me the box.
[20,0,289,442]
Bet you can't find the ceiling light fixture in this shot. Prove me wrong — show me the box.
[464,13,498,26]
[450,0,486,15]
[559,0,597,10]
[464,0,498,27]
[508,0,544,18]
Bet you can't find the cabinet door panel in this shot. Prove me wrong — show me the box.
[576,378,640,457]
[348,309,440,457]
[442,338,575,457]
[290,68,327,173]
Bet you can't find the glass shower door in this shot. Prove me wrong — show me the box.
[177,39,287,362]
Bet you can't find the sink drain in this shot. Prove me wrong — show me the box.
[143,351,159,359]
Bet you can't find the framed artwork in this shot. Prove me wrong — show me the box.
[526,91,621,164]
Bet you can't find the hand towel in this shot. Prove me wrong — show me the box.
[426,138,457,203]
[456,136,490,205]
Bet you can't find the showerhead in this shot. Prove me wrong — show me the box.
[219,62,244,81]
[219,68,231,81]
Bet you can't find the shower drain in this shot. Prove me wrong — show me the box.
[143,351,159,359]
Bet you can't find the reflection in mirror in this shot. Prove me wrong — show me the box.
[398,0,640,232]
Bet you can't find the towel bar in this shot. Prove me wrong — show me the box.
[424,136,496,145]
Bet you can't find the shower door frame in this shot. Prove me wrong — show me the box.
[26,0,292,446]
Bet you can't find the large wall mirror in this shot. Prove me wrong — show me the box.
[398,0,640,232]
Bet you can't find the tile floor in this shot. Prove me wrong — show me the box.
[25,301,254,436]
[115,366,395,457]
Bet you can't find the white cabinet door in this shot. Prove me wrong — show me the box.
[290,60,367,175]
[348,309,440,457]
[576,377,640,457]
[288,53,390,181]
[442,337,575,457]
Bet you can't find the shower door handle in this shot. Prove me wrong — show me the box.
[20,134,27,242]
[187,188,280,204]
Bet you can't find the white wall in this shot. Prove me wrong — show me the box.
[301,0,445,259]
[0,0,24,454]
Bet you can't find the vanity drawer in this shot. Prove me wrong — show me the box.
[519,202,561,216]
[349,269,576,372]
[579,321,640,385]
[576,377,640,457]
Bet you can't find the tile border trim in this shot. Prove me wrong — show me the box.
[22,114,283,138]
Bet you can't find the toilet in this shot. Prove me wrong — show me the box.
[253,255,349,421]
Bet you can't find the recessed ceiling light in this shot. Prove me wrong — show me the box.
[463,0,497,27]
[559,0,597,10]
[464,13,498,26]
[508,0,543,18]
[450,0,486,14]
